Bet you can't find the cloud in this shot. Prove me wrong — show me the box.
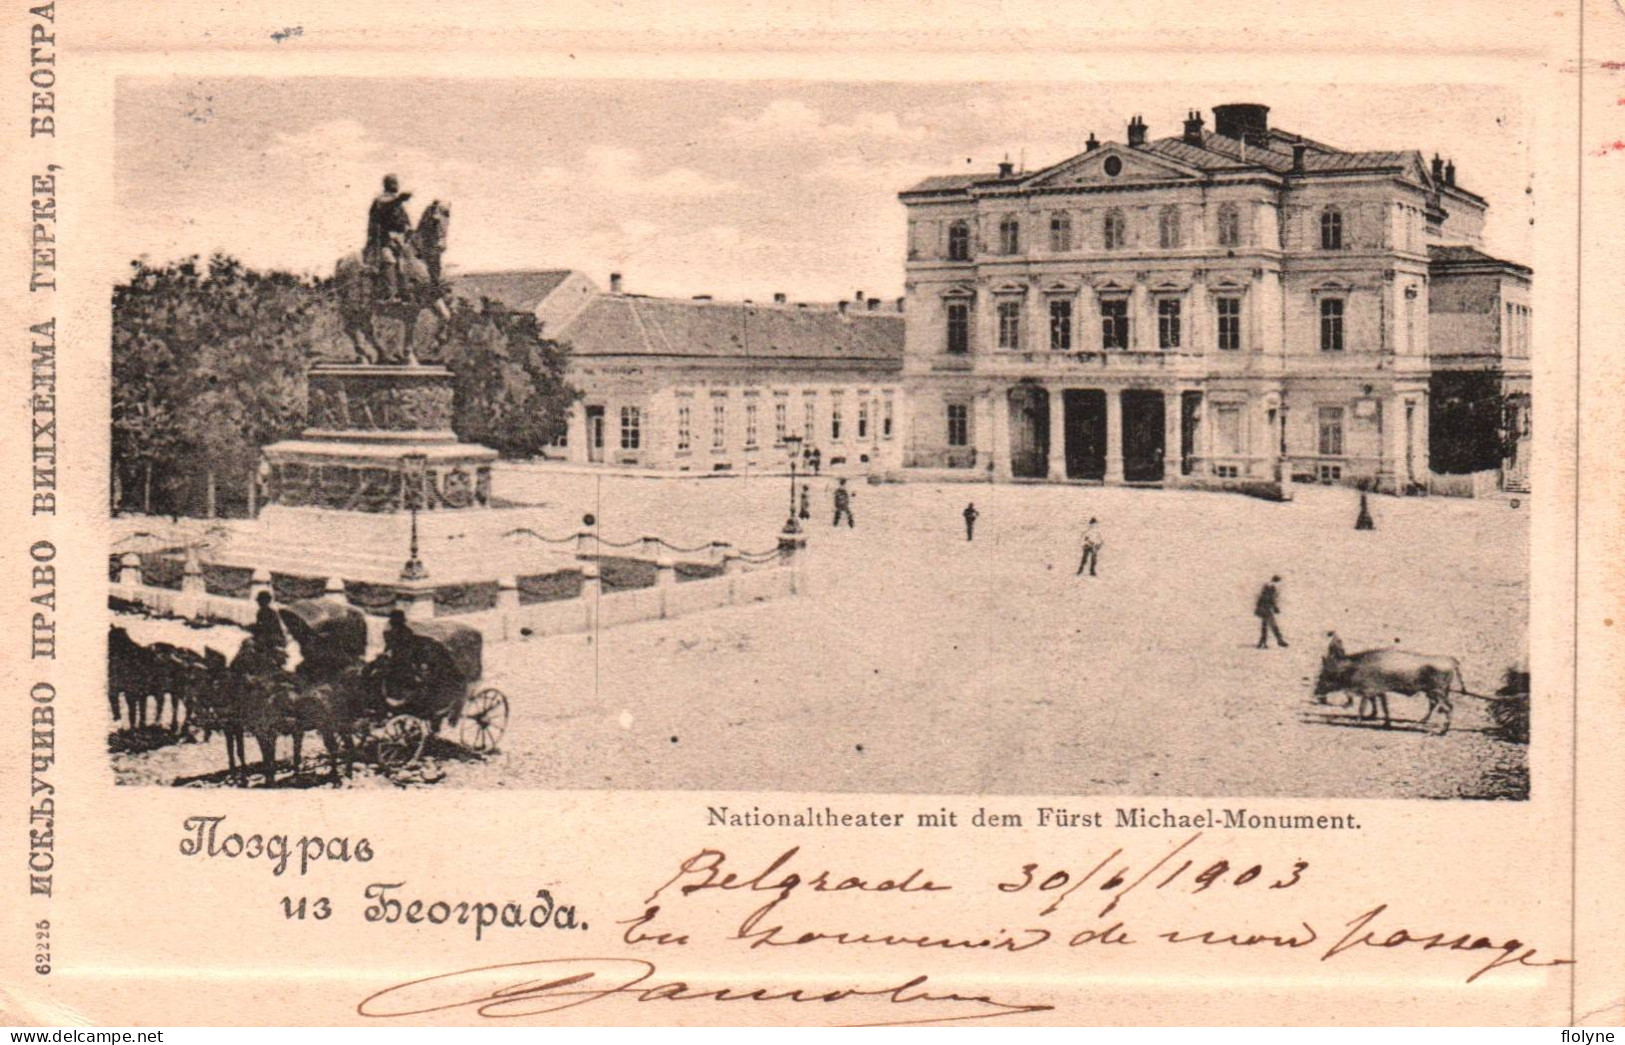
[721,99,930,145]
[584,146,742,198]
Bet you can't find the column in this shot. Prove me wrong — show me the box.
[992,388,1012,479]
[1105,389,1125,483]
[1047,388,1066,480]
[566,401,588,463]
[973,393,994,470]
[1163,389,1183,483]
[1130,282,1150,350]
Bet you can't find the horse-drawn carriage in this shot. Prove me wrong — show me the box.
[108,598,510,784]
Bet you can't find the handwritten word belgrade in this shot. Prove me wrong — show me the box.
[629,843,1571,985]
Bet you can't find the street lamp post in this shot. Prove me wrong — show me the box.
[400,452,429,581]
[782,434,803,536]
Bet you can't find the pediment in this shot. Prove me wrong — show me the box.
[1024,145,1203,189]
[989,281,1029,295]
[938,283,978,300]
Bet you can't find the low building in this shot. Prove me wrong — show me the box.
[456,271,906,474]
[896,102,1532,492]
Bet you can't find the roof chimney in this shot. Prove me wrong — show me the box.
[773,292,787,305]
[1212,103,1270,141]
[1182,110,1205,145]
[1444,159,1456,187]
[855,290,865,303]
[1127,115,1148,148]
[1084,132,1099,152]
[867,298,880,311]
[895,297,906,312]
[1431,154,1444,182]
[998,155,1015,177]
[1291,143,1306,171]
[692,294,712,301]
[838,300,849,315]
[609,272,623,294]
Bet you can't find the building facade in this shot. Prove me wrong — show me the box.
[456,271,905,474]
[897,103,1531,492]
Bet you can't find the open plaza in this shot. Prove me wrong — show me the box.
[111,468,1529,799]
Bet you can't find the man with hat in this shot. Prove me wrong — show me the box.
[366,174,414,300]
[1255,575,1288,649]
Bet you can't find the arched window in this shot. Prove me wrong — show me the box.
[1158,206,1181,249]
[1103,209,1125,250]
[1320,207,1343,250]
[999,215,1021,255]
[1217,203,1241,247]
[947,221,970,261]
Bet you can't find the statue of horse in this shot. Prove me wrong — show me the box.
[334,203,453,364]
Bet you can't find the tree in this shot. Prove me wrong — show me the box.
[436,296,577,458]
[112,255,318,516]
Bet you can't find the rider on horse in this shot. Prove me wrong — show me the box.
[365,174,414,301]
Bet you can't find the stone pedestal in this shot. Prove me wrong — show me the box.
[212,363,567,586]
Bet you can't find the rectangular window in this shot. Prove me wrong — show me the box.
[774,401,787,444]
[745,403,759,448]
[1100,298,1129,349]
[1216,297,1242,351]
[804,398,816,439]
[712,402,726,450]
[831,396,843,441]
[1319,298,1345,352]
[676,405,691,451]
[1000,218,1020,255]
[997,301,1022,350]
[858,400,869,439]
[946,302,970,354]
[883,398,894,439]
[946,403,969,447]
[1157,299,1182,349]
[1049,212,1072,252]
[1049,299,1072,351]
[619,406,641,450]
[1317,406,1345,456]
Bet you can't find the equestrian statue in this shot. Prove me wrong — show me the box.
[334,174,453,364]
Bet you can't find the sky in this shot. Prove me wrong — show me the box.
[116,78,1533,302]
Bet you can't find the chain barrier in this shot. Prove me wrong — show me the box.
[501,527,577,545]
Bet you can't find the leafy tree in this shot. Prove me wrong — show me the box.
[113,257,577,516]
[112,255,317,515]
[436,296,577,458]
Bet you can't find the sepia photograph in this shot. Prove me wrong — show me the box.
[105,78,1534,798]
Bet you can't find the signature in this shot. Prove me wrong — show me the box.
[357,957,1053,1026]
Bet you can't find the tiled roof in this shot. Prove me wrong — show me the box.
[557,295,905,362]
[1428,244,1532,275]
[905,125,1440,193]
[453,270,577,312]
[902,172,1002,194]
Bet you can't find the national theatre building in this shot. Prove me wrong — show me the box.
[896,103,1531,492]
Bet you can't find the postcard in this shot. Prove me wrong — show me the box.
[2,0,1621,1027]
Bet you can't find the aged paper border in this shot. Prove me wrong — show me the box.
[1,0,1620,1027]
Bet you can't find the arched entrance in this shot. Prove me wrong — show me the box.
[1007,386,1050,479]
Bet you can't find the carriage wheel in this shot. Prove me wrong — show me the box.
[458,688,510,753]
[376,715,428,768]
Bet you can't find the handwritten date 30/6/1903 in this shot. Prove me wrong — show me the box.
[357,839,1572,1024]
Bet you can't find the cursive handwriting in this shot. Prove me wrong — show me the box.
[356,957,1053,1026]
[1322,904,1575,984]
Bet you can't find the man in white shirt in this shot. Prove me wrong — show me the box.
[1077,517,1103,577]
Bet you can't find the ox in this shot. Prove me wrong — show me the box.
[1314,648,1465,735]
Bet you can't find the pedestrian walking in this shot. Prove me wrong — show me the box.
[1076,517,1103,576]
[963,502,979,541]
[1255,575,1288,648]
[810,447,822,476]
[798,484,811,521]
[832,478,854,528]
